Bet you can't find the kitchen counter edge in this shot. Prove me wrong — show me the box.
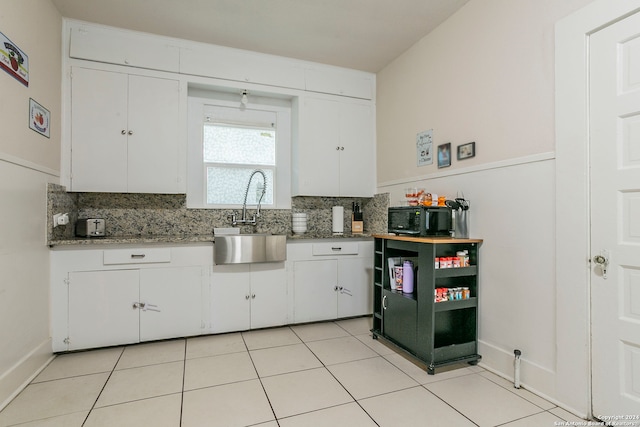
[48,233,374,247]
[372,234,483,244]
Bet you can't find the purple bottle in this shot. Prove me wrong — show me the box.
[402,260,414,294]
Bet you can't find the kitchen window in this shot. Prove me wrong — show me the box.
[187,95,291,209]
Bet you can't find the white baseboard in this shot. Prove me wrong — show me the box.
[0,339,54,411]
[477,340,589,420]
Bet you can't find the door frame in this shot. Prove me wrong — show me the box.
[556,0,640,418]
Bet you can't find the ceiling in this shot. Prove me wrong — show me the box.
[50,0,470,72]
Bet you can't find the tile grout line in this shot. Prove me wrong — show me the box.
[179,339,186,427]
[297,320,382,426]
[81,346,126,427]
[420,379,482,427]
[242,328,281,426]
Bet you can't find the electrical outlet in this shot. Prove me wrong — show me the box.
[53,213,62,228]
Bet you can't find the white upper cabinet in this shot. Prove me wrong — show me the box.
[70,67,182,193]
[69,25,180,72]
[305,68,373,100]
[294,96,375,197]
[180,45,306,90]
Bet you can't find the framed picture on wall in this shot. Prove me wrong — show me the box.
[437,143,451,168]
[457,141,476,160]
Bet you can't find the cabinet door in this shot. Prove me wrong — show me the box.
[337,257,373,318]
[210,264,251,333]
[68,270,139,351]
[338,102,375,197]
[70,67,128,192]
[139,266,204,341]
[296,97,341,196]
[250,262,288,329]
[295,96,375,197]
[382,290,417,352]
[127,75,181,193]
[293,259,338,322]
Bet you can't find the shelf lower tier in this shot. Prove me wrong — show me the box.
[370,329,481,375]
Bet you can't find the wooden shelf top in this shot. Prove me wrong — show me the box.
[372,234,483,244]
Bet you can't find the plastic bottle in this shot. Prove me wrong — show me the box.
[402,260,414,294]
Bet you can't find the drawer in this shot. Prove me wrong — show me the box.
[103,247,171,265]
[312,242,359,256]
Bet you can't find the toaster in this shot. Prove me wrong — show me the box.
[75,218,106,237]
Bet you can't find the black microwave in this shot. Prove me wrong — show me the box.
[388,206,452,237]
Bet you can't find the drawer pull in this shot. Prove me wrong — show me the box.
[130,254,146,259]
[331,247,342,251]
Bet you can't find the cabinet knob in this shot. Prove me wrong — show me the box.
[340,146,344,151]
[121,130,127,135]
[245,295,250,300]
[251,294,256,299]
[128,130,133,136]
[133,302,140,309]
[336,146,340,151]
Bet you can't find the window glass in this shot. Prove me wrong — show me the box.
[206,167,274,205]
[187,96,291,210]
[203,124,276,165]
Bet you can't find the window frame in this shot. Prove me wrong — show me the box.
[187,95,291,209]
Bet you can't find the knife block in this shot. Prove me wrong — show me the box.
[351,212,363,234]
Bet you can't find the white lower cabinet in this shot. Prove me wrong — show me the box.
[51,245,212,352]
[210,262,287,333]
[68,270,140,350]
[288,240,374,323]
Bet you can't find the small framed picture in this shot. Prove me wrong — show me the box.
[437,143,451,168]
[29,98,50,138]
[457,142,476,160]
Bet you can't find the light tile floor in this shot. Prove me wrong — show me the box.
[0,317,588,427]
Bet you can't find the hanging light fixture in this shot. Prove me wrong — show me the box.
[241,90,248,106]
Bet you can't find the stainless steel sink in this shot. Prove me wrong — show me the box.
[214,234,286,265]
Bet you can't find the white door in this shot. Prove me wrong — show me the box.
[210,264,251,333]
[337,257,373,318]
[127,75,181,193]
[249,263,288,329]
[68,270,139,350]
[296,97,340,196]
[70,67,128,192]
[139,266,204,341]
[590,11,640,417]
[338,101,375,197]
[293,259,338,322]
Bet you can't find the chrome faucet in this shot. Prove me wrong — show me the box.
[229,169,267,226]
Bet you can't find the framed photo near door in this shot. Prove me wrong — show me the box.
[437,143,451,168]
[457,141,475,160]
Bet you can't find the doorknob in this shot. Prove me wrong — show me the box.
[593,250,610,279]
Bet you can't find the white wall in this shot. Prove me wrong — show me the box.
[0,0,61,409]
[378,155,558,398]
[376,0,596,416]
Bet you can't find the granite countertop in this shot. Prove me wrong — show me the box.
[48,232,373,247]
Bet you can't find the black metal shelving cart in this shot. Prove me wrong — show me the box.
[372,235,483,374]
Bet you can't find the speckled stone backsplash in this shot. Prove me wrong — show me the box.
[47,183,78,242]
[46,185,388,240]
[291,194,388,236]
